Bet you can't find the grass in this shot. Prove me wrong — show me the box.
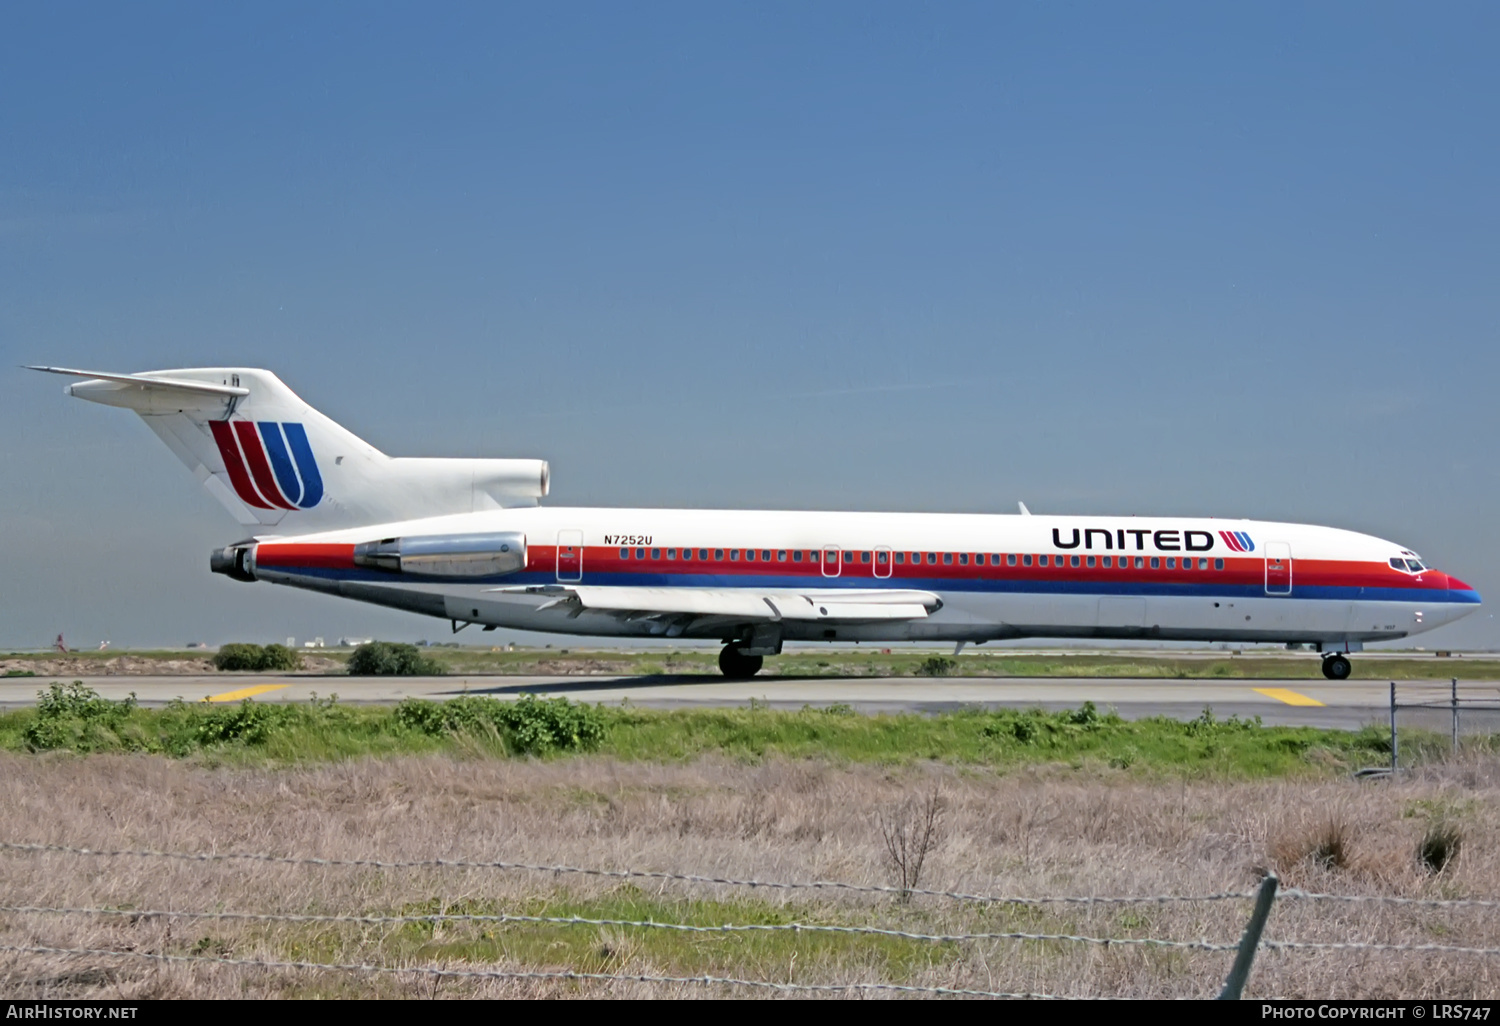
[0,681,1457,778]
[4,752,1500,998]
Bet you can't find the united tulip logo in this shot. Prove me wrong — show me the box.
[210,420,324,510]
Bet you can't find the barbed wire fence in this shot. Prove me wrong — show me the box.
[3,843,1500,999]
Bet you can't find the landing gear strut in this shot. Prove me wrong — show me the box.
[718,646,764,679]
[1321,654,1352,680]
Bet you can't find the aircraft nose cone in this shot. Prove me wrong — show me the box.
[1445,574,1482,605]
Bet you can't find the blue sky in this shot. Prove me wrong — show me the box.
[2,2,1497,649]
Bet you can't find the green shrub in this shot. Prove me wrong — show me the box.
[259,644,303,671]
[347,642,446,676]
[195,700,295,746]
[395,694,605,754]
[24,681,140,752]
[213,643,304,672]
[916,656,957,677]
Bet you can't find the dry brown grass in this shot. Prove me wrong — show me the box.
[0,753,1498,998]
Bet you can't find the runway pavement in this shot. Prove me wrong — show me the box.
[6,674,1499,730]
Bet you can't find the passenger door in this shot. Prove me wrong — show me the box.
[556,529,583,583]
[1265,542,1292,596]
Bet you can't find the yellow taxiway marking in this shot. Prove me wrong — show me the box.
[1252,687,1326,707]
[203,684,289,703]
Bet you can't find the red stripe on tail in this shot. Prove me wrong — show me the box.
[233,420,295,510]
[209,420,273,509]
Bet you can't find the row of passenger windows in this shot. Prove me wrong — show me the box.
[615,547,1226,571]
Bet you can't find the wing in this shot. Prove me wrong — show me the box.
[487,585,941,624]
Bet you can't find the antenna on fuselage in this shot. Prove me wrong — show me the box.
[1018,502,1032,516]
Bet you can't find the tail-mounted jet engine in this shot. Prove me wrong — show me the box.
[352,532,527,578]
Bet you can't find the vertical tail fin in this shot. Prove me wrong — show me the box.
[30,366,548,532]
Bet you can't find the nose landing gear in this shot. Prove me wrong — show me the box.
[1321,654,1352,680]
[718,646,764,679]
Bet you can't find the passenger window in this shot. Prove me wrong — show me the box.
[667,549,676,559]
[1165,557,1175,569]
[877,551,889,564]
[1038,555,1048,567]
[1135,557,1145,569]
[763,550,772,561]
[777,551,786,562]
[844,551,855,563]
[1007,554,1017,566]
[1151,557,1160,569]
[729,550,739,561]
[1086,556,1095,568]
[1214,558,1224,570]
[958,553,969,566]
[652,548,661,560]
[681,549,691,561]
[1070,555,1080,568]
[1198,558,1208,569]
[861,552,871,564]
[619,548,629,559]
[1022,554,1032,567]
[793,551,803,562]
[745,550,756,561]
[943,553,953,565]
[927,552,937,565]
[636,548,646,559]
[714,549,723,560]
[895,552,905,564]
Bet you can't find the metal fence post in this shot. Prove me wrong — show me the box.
[1217,873,1279,1000]
[1390,681,1398,775]
[1452,678,1459,754]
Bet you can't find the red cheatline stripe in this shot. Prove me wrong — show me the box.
[209,421,273,510]
[233,421,295,510]
[257,544,356,569]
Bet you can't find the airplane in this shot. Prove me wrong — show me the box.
[30,365,1482,680]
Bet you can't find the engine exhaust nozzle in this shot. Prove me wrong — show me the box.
[210,544,257,583]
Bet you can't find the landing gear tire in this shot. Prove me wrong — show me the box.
[1322,654,1352,681]
[719,647,764,679]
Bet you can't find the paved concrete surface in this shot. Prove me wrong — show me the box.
[5,674,1499,731]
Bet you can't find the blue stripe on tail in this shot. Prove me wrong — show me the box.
[282,423,323,508]
[258,423,302,507]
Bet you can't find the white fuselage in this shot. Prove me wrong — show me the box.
[244,506,1481,649]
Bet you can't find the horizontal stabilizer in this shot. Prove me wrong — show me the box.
[27,366,250,400]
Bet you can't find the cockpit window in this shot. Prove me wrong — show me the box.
[1391,557,1427,573]
[1405,559,1426,573]
[1390,558,1405,571]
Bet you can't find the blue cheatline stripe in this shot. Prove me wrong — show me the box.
[281,423,323,508]
[257,566,1482,604]
[257,423,302,507]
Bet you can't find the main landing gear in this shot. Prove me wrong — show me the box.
[718,646,764,679]
[1321,654,1352,680]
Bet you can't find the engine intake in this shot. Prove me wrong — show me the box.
[353,531,527,578]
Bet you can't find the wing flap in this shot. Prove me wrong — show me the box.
[488,585,939,623]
